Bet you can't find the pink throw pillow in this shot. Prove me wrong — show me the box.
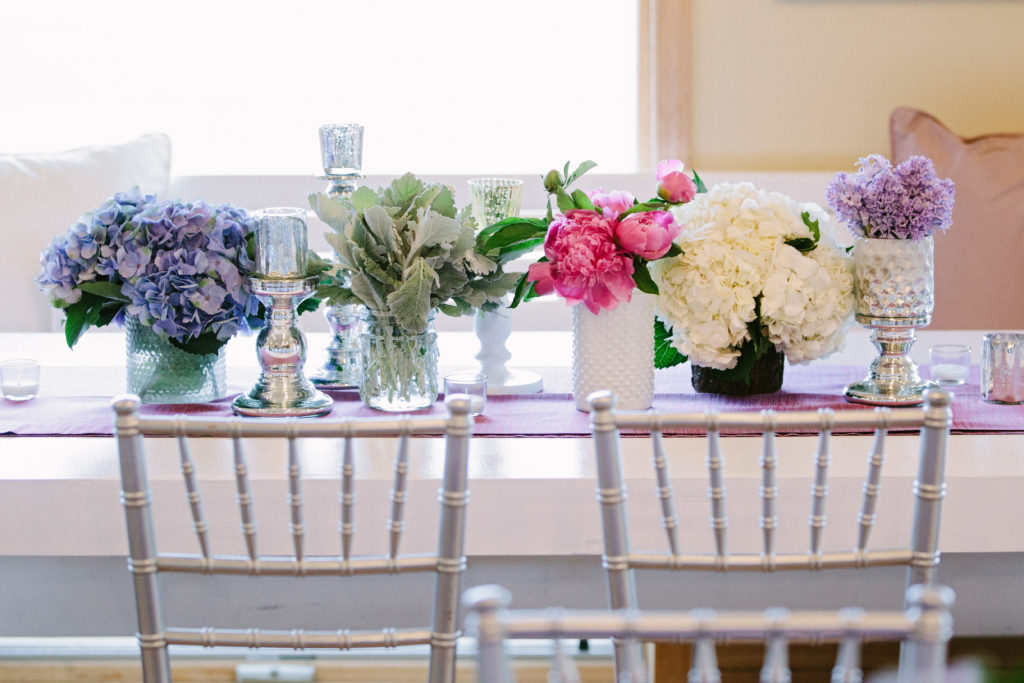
[890,108,1024,329]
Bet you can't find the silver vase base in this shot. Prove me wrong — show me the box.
[310,373,359,390]
[232,383,334,417]
[843,378,938,407]
[485,369,543,396]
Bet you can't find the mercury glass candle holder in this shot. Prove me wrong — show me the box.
[232,209,332,417]
[311,123,365,389]
[467,177,541,395]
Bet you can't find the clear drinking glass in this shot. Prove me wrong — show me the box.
[0,359,40,401]
[444,372,487,416]
[929,344,970,386]
[319,123,364,176]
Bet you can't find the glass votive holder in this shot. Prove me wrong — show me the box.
[253,207,309,279]
[929,344,971,386]
[981,333,1024,404]
[1,359,40,401]
[319,123,364,176]
[468,177,524,227]
[444,372,487,416]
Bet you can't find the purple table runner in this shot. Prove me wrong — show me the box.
[3,365,1021,437]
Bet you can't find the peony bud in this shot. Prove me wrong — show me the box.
[614,211,682,260]
[543,169,564,193]
[656,159,697,204]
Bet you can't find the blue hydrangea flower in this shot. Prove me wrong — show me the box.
[37,187,261,349]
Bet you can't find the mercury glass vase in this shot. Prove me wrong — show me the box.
[359,309,439,411]
[843,235,936,406]
[125,316,227,404]
[572,293,655,411]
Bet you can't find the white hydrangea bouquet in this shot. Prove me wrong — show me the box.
[650,182,855,389]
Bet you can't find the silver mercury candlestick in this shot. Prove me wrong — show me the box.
[311,123,364,389]
[232,208,333,417]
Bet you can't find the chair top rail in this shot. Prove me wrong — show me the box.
[626,548,913,572]
[489,608,915,642]
[165,626,433,649]
[608,407,925,433]
[157,553,440,576]
[128,414,450,438]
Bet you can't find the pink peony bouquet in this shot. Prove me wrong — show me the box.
[476,160,701,314]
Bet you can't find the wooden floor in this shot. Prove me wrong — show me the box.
[654,637,1024,682]
[1,637,1022,682]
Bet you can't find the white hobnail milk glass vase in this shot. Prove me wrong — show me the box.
[571,292,655,411]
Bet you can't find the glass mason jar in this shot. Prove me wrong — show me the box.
[358,308,439,411]
[125,316,227,404]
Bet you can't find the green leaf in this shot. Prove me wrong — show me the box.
[801,211,821,242]
[386,258,435,333]
[785,237,817,253]
[664,243,683,258]
[654,317,687,369]
[362,205,397,253]
[79,280,129,302]
[63,299,93,348]
[428,184,457,219]
[509,269,542,308]
[555,188,575,214]
[570,189,595,211]
[692,170,708,194]
[170,331,226,356]
[384,173,426,211]
[616,199,670,221]
[631,257,660,295]
[564,160,597,187]
[477,217,548,252]
[350,186,378,213]
[297,297,321,315]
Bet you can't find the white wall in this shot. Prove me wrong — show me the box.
[690,0,1024,170]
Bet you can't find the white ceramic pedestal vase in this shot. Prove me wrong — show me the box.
[474,306,543,395]
[843,235,936,406]
[572,293,655,411]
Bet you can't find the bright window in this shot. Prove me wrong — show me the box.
[0,1,637,176]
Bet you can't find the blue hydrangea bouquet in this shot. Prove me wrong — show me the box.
[37,187,295,355]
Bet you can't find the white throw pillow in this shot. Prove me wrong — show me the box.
[0,133,172,332]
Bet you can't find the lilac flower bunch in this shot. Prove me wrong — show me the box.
[37,187,262,354]
[826,154,955,240]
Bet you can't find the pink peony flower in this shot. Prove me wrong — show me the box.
[656,159,697,204]
[587,188,635,218]
[527,209,636,314]
[614,210,682,260]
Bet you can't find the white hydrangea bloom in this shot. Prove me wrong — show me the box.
[652,183,854,370]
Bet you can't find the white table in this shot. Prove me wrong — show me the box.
[1,329,1023,638]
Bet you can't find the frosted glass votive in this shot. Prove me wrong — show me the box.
[444,372,487,416]
[254,207,308,278]
[1,359,40,401]
[319,123,364,176]
[929,344,970,386]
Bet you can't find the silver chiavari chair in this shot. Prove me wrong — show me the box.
[113,394,474,683]
[464,583,956,683]
[586,388,953,679]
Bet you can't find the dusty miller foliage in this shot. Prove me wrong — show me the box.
[309,173,521,335]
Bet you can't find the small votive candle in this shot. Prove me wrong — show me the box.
[254,208,308,278]
[319,123,364,176]
[929,344,970,386]
[444,372,487,416]
[1,359,40,401]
